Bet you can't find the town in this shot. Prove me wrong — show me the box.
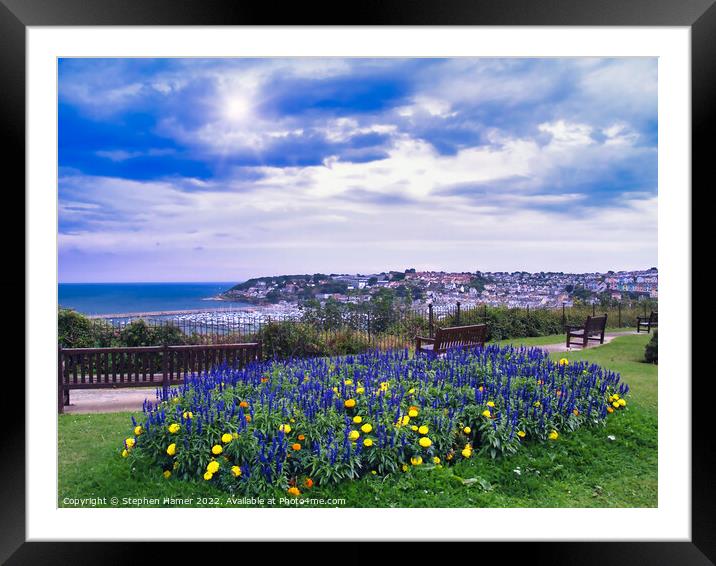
[219,267,658,312]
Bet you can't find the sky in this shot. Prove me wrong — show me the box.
[58,58,657,282]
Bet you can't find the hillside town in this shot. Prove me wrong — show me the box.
[219,267,658,313]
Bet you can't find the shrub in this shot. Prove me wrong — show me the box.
[644,331,658,364]
[257,321,325,359]
[122,345,630,495]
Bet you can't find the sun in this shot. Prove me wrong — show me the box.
[223,96,252,122]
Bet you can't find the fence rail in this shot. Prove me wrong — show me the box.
[61,299,657,359]
[58,342,261,413]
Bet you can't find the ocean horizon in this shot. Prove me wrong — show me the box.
[58,282,248,315]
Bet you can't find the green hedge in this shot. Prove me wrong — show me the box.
[644,331,658,364]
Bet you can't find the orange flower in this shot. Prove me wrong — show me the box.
[304,478,314,488]
[287,487,301,496]
[573,409,579,416]
[245,415,252,423]
[239,400,249,408]
[297,434,306,441]
[292,443,301,451]
[260,377,269,383]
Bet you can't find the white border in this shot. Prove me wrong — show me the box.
[27,26,691,541]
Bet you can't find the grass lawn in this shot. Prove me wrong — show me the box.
[58,333,657,508]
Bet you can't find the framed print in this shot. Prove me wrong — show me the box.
[3,0,708,561]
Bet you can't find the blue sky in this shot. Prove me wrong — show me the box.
[58,58,657,282]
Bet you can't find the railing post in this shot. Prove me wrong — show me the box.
[562,302,566,329]
[456,301,461,325]
[58,344,64,414]
[162,343,169,401]
[618,302,622,327]
[592,302,596,317]
[428,304,434,338]
[484,303,488,324]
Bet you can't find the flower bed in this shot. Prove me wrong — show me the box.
[122,345,630,495]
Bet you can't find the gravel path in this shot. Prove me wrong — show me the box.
[61,331,642,414]
[529,330,638,353]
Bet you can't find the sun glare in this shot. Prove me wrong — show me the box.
[224,96,252,122]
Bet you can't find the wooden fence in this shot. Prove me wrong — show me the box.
[58,342,262,413]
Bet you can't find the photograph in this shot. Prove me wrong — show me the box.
[56,56,660,509]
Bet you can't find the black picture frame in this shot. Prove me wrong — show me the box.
[3,0,706,562]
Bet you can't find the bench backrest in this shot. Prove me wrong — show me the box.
[585,314,607,334]
[434,324,488,351]
[650,311,658,323]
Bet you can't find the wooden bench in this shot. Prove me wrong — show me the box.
[415,324,488,355]
[565,314,607,348]
[637,311,657,333]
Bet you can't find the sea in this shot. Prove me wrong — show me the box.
[58,282,249,316]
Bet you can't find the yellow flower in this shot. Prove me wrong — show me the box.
[361,423,373,433]
[401,464,409,472]
[379,381,389,391]
[411,425,418,431]
[486,401,495,408]
[559,358,569,366]
[613,394,620,400]
[163,470,171,479]
[171,397,179,404]
[482,410,491,418]
[344,379,353,385]
[348,430,360,441]
[173,461,178,470]
[534,401,541,407]
[446,452,454,461]
[356,387,365,395]
[231,466,242,477]
[411,456,423,466]
[612,401,620,408]
[121,449,128,458]
[279,424,292,433]
[401,415,411,425]
[371,470,377,475]
[211,444,223,455]
[433,456,441,464]
[463,426,471,434]
[418,425,429,435]
[125,437,135,449]
[353,415,363,424]
[287,486,301,496]
[548,430,559,440]
[168,423,180,434]
[363,438,373,447]
[222,433,233,444]
[408,388,415,395]
[618,398,626,407]
[517,431,526,438]
[207,460,220,474]
[233,432,239,439]
[183,411,193,419]
[134,426,143,436]
[203,471,213,481]
[408,409,418,418]
[166,443,176,456]
[461,447,473,458]
[344,399,356,408]
[419,437,432,448]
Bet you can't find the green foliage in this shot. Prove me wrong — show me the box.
[644,331,658,364]
[58,308,116,347]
